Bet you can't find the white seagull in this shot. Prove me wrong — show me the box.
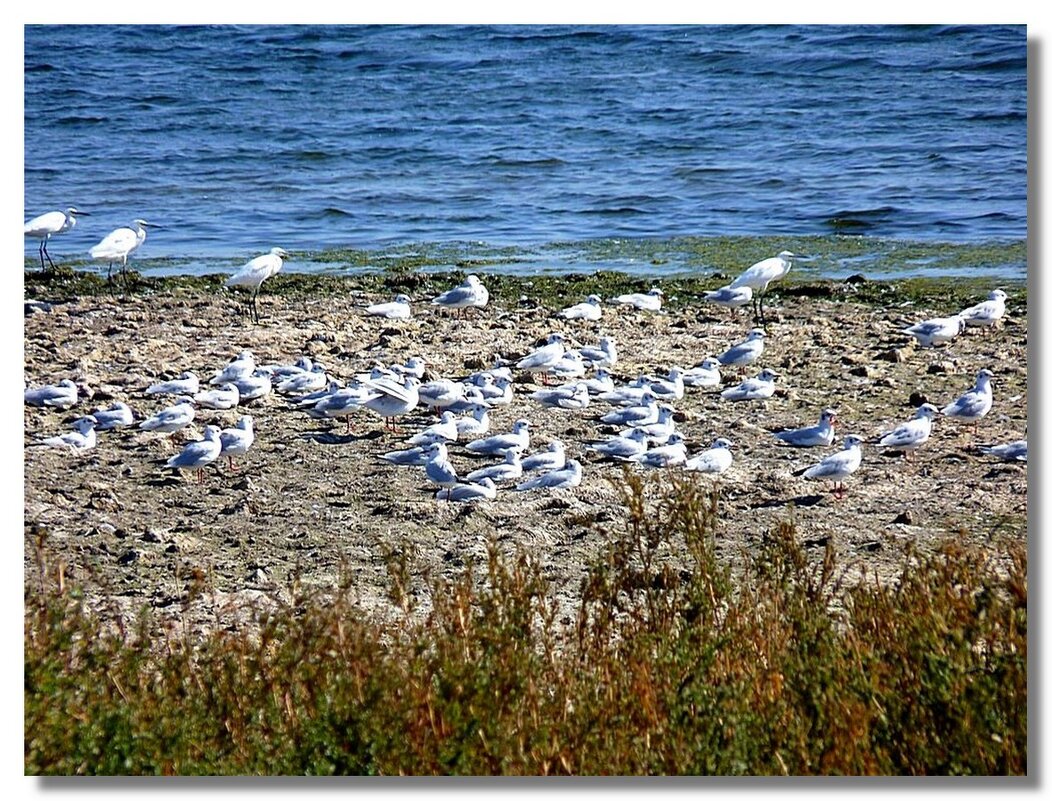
[629,433,687,468]
[233,370,273,403]
[24,379,79,410]
[800,435,864,499]
[979,439,1027,462]
[520,440,566,473]
[423,442,460,489]
[941,369,994,433]
[703,285,753,309]
[38,416,97,451]
[958,289,1008,331]
[684,438,734,475]
[717,329,765,371]
[211,350,256,386]
[139,398,196,436]
[432,274,489,314]
[514,459,583,491]
[435,478,498,503]
[588,428,650,461]
[903,315,966,348]
[219,415,255,471]
[407,411,460,445]
[91,401,135,430]
[363,376,420,431]
[465,450,523,484]
[721,368,779,401]
[516,333,566,382]
[366,293,412,320]
[89,218,159,284]
[25,207,90,270]
[876,404,939,459]
[465,419,530,456]
[166,425,222,483]
[225,247,288,323]
[579,336,618,368]
[531,381,590,410]
[773,409,837,448]
[559,294,603,321]
[194,383,240,410]
[146,371,200,397]
[611,287,663,312]
[682,357,722,388]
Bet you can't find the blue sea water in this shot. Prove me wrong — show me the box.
[24,24,1027,276]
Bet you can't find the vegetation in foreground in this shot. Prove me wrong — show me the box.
[25,473,1026,776]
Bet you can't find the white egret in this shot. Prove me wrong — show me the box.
[89,218,159,285]
[225,247,288,323]
[729,250,795,327]
[24,207,90,271]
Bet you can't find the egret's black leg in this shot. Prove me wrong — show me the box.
[38,241,47,271]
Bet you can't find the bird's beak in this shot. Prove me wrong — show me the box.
[74,210,91,216]
[143,221,163,229]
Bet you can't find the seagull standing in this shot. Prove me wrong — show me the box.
[225,247,287,323]
[166,425,222,484]
[219,415,255,471]
[958,290,1008,332]
[799,435,864,499]
[876,404,939,460]
[24,207,89,271]
[903,315,966,348]
[516,333,566,384]
[363,376,420,431]
[728,250,794,327]
[941,369,994,434]
[431,274,489,315]
[89,218,159,285]
[703,285,753,310]
[717,329,765,373]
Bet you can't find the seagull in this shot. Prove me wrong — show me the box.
[391,357,427,380]
[600,395,659,426]
[139,398,196,436]
[407,411,460,445]
[363,376,420,431]
[261,356,313,379]
[24,207,89,271]
[876,404,939,459]
[799,435,864,499]
[597,381,653,407]
[717,329,765,372]
[88,218,159,285]
[958,289,1008,331]
[721,368,779,401]
[465,419,530,456]
[366,293,412,320]
[294,380,347,409]
[465,449,523,484]
[478,374,514,406]
[728,250,795,326]
[423,442,460,489]
[379,444,432,466]
[531,381,590,410]
[559,294,603,321]
[435,478,498,503]
[233,370,273,403]
[225,247,287,323]
[516,333,566,383]
[682,357,722,388]
[514,459,583,491]
[309,386,373,433]
[194,383,240,410]
[276,364,328,396]
[703,285,753,309]
[582,368,615,396]
[611,287,663,312]
[38,415,97,451]
[645,367,685,401]
[547,350,587,382]
[91,401,135,430]
[219,415,255,471]
[903,315,966,348]
[629,433,687,468]
[772,408,837,447]
[455,404,491,438]
[684,438,734,475]
[24,379,79,410]
[626,404,677,445]
[579,336,618,369]
[432,274,489,315]
[146,371,200,397]
[941,369,994,433]
[417,379,466,412]
[211,350,256,385]
[520,439,566,473]
[588,428,650,461]
[979,439,1027,462]
[166,425,222,483]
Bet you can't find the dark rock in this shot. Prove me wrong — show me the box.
[891,510,915,525]
[844,273,867,284]
[117,549,140,566]
[908,391,930,407]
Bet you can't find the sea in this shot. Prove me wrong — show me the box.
[23,24,1028,280]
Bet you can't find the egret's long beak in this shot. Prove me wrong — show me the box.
[73,210,91,216]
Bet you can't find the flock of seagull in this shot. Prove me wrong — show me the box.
[24,208,1026,504]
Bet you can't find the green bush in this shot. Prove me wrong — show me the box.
[24,473,1026,775]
